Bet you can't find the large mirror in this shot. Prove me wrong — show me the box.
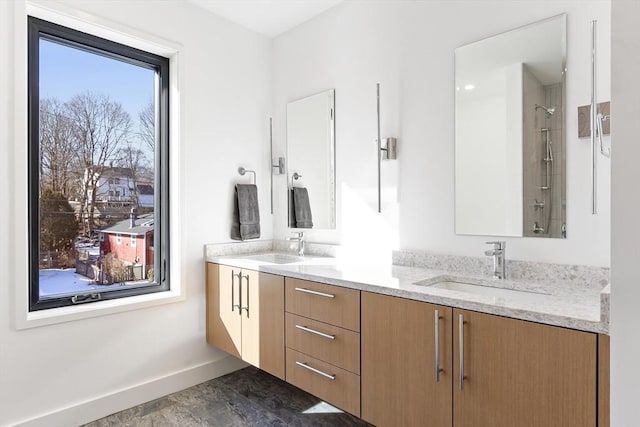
[287,89,336,229]
[455,14,566,238]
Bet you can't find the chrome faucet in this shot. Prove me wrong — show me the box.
[289,232,305,256]
[484,241,506,280]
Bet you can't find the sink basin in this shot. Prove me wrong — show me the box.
[415,275,551,301]
[243,253,304,264]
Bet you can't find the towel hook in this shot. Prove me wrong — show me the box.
[238,167,256,185]
[290,172,302,188]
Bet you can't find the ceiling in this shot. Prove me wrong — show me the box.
[187,0,344,38]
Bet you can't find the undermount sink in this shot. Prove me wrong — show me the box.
[415,275,552,301]
[243,253,304,264]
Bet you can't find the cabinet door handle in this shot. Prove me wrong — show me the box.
[295,361,335,380]
[236,271,243,317]
[294,287,335,298]
[458,313,465,390]
[435,309,442,383]
[231,270,241,313]
[295,324,336,340]
[241,273,250,317]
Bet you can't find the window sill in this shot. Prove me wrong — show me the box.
[16,288,185,330]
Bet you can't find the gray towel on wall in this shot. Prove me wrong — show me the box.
[288,189,296,228]
[231,184,260,240]
[293,187,313,229]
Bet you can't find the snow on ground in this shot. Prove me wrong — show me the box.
[39,268,124,296]
[75,244,100,257]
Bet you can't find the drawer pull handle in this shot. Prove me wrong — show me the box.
[294,287,335,298]
[295,324,336,340]
[295,361,335,380]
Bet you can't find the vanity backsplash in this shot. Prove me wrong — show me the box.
[392,249,610,290]
[204,239,339,259]
[204,241,609,291]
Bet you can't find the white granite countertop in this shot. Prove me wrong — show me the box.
[206,251,609,335]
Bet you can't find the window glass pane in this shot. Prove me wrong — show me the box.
[37,36,159,299]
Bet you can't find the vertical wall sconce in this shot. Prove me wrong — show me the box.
[377,83,398,213]
[269,117,285,214]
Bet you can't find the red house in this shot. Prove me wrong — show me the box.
[99,211,154,280]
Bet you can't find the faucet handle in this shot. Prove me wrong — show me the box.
[485,241,505,250]
[291,231,304,239]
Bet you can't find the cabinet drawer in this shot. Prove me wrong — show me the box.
[286,348,360,417]
[285,278,360,331]
[285,313,360,374]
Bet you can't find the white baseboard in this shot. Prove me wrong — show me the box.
[12,356,248,427]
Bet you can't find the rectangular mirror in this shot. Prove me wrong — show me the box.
[455,14,566,238]
[286,89,336,229]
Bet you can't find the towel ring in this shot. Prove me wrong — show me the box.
[238,167,256,184]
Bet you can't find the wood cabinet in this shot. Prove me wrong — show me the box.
[285,277,360,331]
[204,263,606,427]
[361,292,453,427]
[453,309,597,427]
[286,348,361,416]
[285,312,360,374]
[362,292,599,427]
[206,263,284,379]
[598,334,610,427]
[284,277,361,416]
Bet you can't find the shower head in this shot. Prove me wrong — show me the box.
[535,104,556,118]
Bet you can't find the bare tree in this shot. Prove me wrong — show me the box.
[39,98,76,197]
[139,100,155,152]
[117,143,148,207]
[66,92,132,234]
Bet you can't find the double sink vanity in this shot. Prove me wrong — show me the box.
[203,10,612,427]
[205,243,610,427]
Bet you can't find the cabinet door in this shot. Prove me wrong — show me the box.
[453,309,597,427]
[361,292,453,427]
[206,263,241,358]
[241,270,285,380]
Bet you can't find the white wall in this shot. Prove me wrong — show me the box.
[611,0,639,424]
[0,1,271,425]
[273,0,611,267]
[455,64,523,236]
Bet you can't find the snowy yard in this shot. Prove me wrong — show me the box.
[39,268,125,297]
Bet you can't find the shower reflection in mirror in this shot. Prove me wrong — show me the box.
[286,89,336,230]
[455,14,566,239]
[528,98,563,237]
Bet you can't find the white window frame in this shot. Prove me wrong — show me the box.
[131,235,136,247]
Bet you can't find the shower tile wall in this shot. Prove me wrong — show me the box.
[522,67,564,238]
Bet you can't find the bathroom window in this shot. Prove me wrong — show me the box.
[27,17,170,311]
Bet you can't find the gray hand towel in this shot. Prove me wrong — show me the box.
[293,186,313,229]
[231,184,260,240]
[288,189,296,228]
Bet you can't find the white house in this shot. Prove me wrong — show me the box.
[85,167,136,203]
[83,166,153,209]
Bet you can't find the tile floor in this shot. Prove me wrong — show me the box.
[83,366,371,426]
